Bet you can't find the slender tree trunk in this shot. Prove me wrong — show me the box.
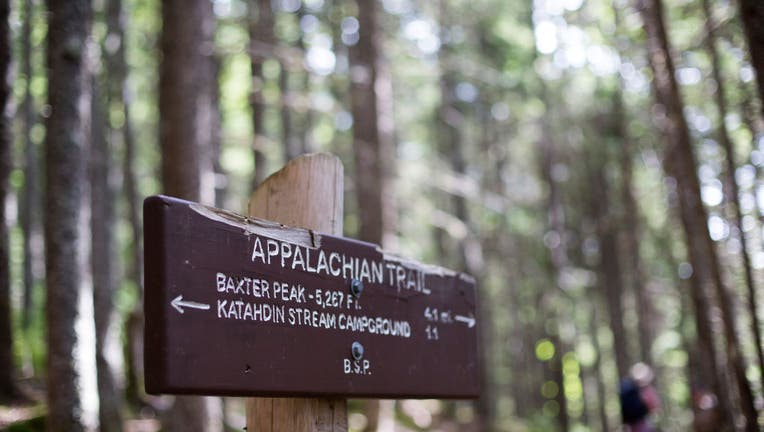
[104,0,144,407]
[612,5,654,365]
[349,0,396,249]
[19,0,39,339]
[349,3,398,429]
[587,149,633,380]
[535,98,569,432]
[160,0,222,429]
[737,0,764,120]
[45,0,99,429]
[585,151,631,380]
[89,76,123,432]
[296,8,312,154]
[703,0,764,400]
[675,248,725,430]
[738,82,764,309]
[0,0,15,401]
[589,306,610,432]
[618,126,653,365]
[248,0,274,189]
[211,56,226,208]
[637,0,758,427]
[160,0,217,204]
[280,62,296,162]
[435,5,492,429]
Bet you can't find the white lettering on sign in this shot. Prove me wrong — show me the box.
[211,271,414,339]
[172,271,475,348]
[217,299,286,323]
[250,236,428,294]
[343,358,371,375]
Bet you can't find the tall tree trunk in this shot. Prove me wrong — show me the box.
[703,0,764,399]
[585,150,631,380]
[436,4,492,429]
[637,0,758,428]
[535,96,569,432]
[0,0,15,401]
[19,0,39,340]
[280,62,296,162]
[737,0,764,120]
[674,246,725,430]
[90,76,123,432]
[45,0,99,429]
[296,7,312,154]
[248,0,274,189]
[104,0,144,407]
[349,3,398,429]
[211,57,225,208]
[160,0,217,204]
[589,305,610,432]
[349,0,396,248]
[612,5,654,366]
[617,122,653,366]
[160,0,222,429]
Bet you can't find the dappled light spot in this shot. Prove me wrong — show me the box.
[707,215,728,241]
[541,380,559,398]
[543,400,560,417]
[678,262,693,279]
[535,339,555,362]
[348,412,368,431]
[534,20,557,54]
[700,180,723,206]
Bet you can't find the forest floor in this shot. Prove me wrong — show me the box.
[0,378,45,431]
[0,378,162,432]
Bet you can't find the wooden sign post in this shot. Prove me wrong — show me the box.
[246,154,347,431]
[143,153,479,431]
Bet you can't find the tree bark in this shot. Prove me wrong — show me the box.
[617,124,653,366]
[737,0,764,121]
[0,0,14,401]
[585,151,631,380]
[592,315,610,432]
[612,5,654,366]
[160,0,222,429]
[160,0,217,205]
[248,0,274,189]
[703,0,764,401]
[436,4,492,429]
[349,0,396,249]
[89,77,123,432]
[19,0,40,338]
[637,0,758,427]
[673,241,726,430]
[44,0,99,429]
[104,0,144,407]
[280,61,296,162]
[296,6,312,154]
[348,3,399,428]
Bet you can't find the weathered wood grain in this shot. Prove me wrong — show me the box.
[246,153,347,431]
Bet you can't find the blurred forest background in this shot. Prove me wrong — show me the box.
[1,0,764,430]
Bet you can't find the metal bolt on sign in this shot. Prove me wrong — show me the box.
[350,279,364,298]
[351,342,364,361]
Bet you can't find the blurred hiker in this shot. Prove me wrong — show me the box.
[619,363,660,431]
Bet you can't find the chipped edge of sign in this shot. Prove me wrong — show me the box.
[381,250,477,285]
[190,203,319,248]
[190,202,477,285]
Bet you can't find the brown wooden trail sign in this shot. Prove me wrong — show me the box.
[144,195,479,399]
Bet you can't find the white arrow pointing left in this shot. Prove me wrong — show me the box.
[171,295,210,314]
[454,313,476,328]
